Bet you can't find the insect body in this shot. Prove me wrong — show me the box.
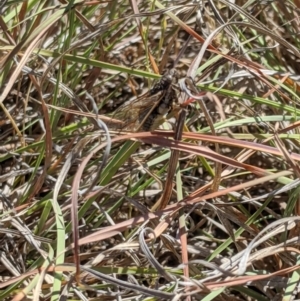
[109,69,178,131]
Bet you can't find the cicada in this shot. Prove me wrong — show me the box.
[107,69,178,131]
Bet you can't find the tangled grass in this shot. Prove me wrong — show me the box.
[1,0,300,300]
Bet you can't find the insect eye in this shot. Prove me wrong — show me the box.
[169,69,177,77]
[165,75,173,83]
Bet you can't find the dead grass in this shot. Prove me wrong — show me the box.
[1,0,300,300]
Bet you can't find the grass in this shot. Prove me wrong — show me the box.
[1,0,300,300]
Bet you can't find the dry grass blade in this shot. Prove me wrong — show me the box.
[75,263,179,299]
[153,108,186,210]
[26,75,52,201]
[0,6,68,104]
[139,228,176,281]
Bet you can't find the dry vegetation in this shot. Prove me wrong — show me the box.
[2,0,300,300]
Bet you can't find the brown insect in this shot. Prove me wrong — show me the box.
[108,69,178,131]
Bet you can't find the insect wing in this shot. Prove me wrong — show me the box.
[109,91,163,131]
